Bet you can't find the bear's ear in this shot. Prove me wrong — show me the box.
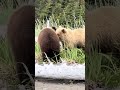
[52,26,56,31]
[62,29,66,33]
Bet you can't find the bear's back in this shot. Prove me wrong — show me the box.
[7,5,35,83]
[38,28,60,62]
[86,6,120,55]
[72,28,85,47]
[86,6,120,41]
[38,28,60,53]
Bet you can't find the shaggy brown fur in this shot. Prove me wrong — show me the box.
[86,6,120,59]
[53,26,85,49]
[38,27,61,63]
[7,5,35,84]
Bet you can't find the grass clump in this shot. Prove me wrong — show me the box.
[0,37,19,89]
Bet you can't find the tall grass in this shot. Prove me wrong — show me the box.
[86,49,120,88]
[0,37,34,90]
[86,0,120,11]
[60,48,85,64]
[0,37,19,89]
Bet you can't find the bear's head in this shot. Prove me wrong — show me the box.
[52,26,71,43]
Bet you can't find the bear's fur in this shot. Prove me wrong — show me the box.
[38,27,61,63]
[86,6,120,59]
[7,5,35,84]
[53,26,85,49]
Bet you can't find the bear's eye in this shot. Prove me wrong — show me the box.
[62,29,66,33]
[57,33,60,36]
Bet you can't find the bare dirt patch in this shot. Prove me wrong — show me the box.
[35,78,85,90]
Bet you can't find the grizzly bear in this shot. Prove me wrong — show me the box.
[52,26,85,49]
[7,5,35,84]
[38,27,61,63]
[86,6,120,59]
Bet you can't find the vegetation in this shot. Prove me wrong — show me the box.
[86,48,120,89]
[0,37,19,89]
[35,0,85,28]
[60,48,85,64]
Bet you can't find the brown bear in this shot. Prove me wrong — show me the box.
[38,27,61,63]
[52,26,85,49]
[86,6,120,59]
[7,5,35,84]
